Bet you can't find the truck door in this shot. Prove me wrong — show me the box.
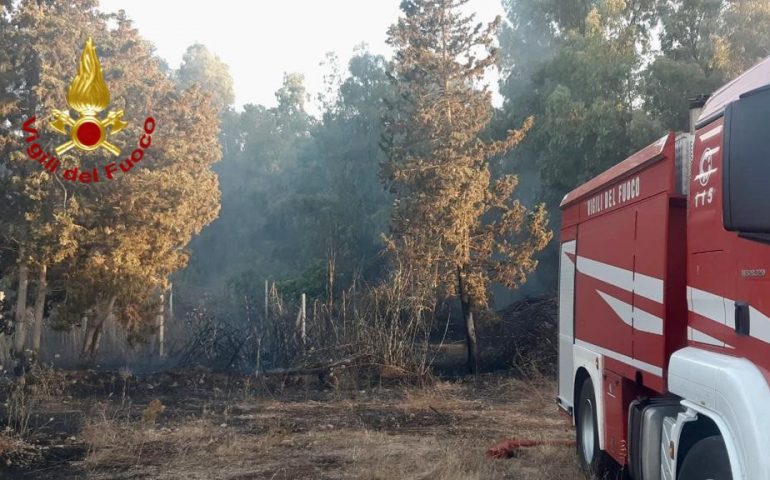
[688,118,732,348]
[632,194,672,384]
[574,208,635,365]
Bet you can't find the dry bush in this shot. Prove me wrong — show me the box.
[0,366,65,471]
[176,308,257,371]
[141,399,165,424]
[255,267,436,378]
[179,269,557,384]
[341,268,434,374]
[0,432,42,469]
[2,364,67,436]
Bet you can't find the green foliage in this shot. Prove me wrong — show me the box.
[498,0,655,204]
[645,0,770,130]
[276,262,328,301]
[643,56,720,131]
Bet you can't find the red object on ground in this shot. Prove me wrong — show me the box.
[486,438,576,459]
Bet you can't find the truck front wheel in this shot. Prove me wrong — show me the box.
[576,378,606,475]
[678,435,732,480]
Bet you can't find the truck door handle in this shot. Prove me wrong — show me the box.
[735,301,750,336]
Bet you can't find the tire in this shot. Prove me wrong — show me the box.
[576,378,607,476]
[678,435,732,480]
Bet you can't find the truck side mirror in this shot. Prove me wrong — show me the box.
[723,85,770,233]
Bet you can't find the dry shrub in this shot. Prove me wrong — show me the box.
[176,308,256,371]
[258,267,436,378]
[0,432,42,469]
[3,364,67,436]
[343,268,434,374]
[0,365,61,470]
[177,261,437,382]
[141,399,165,424]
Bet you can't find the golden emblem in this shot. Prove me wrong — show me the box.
[50,37,127,156]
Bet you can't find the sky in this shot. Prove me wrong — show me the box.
[99,0,506,113]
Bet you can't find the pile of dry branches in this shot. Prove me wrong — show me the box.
[487,296,558,377]
[175,308,257,371]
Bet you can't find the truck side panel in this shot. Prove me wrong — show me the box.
[631,193,671,393]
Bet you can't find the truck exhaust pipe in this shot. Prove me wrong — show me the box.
[688,94,709,134]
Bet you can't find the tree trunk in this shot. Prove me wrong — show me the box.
[32,264,47,357]
[457,265,479,375]
[13,249,30,374]
[80,296,115,365]
[168,282,174,320]
[157,292,165,357]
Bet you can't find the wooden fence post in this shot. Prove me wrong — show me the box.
[264,280,269,321]
[296,293,306,350]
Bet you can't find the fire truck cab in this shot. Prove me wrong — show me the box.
[558,57,770,480]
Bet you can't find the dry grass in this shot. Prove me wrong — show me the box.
[82,417,287,475]
[64,374,585,480]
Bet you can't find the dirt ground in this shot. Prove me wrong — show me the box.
[0,367,585,480]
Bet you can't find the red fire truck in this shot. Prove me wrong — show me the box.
[558,58,770,480]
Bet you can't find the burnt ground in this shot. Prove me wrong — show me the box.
[0,363,584,480]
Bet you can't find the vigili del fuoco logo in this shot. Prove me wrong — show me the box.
[21,37,156,183]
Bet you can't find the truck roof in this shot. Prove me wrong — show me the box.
[559,133,673,209]
[698,55,770,127]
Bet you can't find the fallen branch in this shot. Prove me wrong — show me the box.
[258,355,366,377]
[429,405,451,422]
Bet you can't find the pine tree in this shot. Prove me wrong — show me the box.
[382,0,552,373]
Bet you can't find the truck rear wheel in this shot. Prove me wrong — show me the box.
[576,378,606,475]
[678,435,732,480]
